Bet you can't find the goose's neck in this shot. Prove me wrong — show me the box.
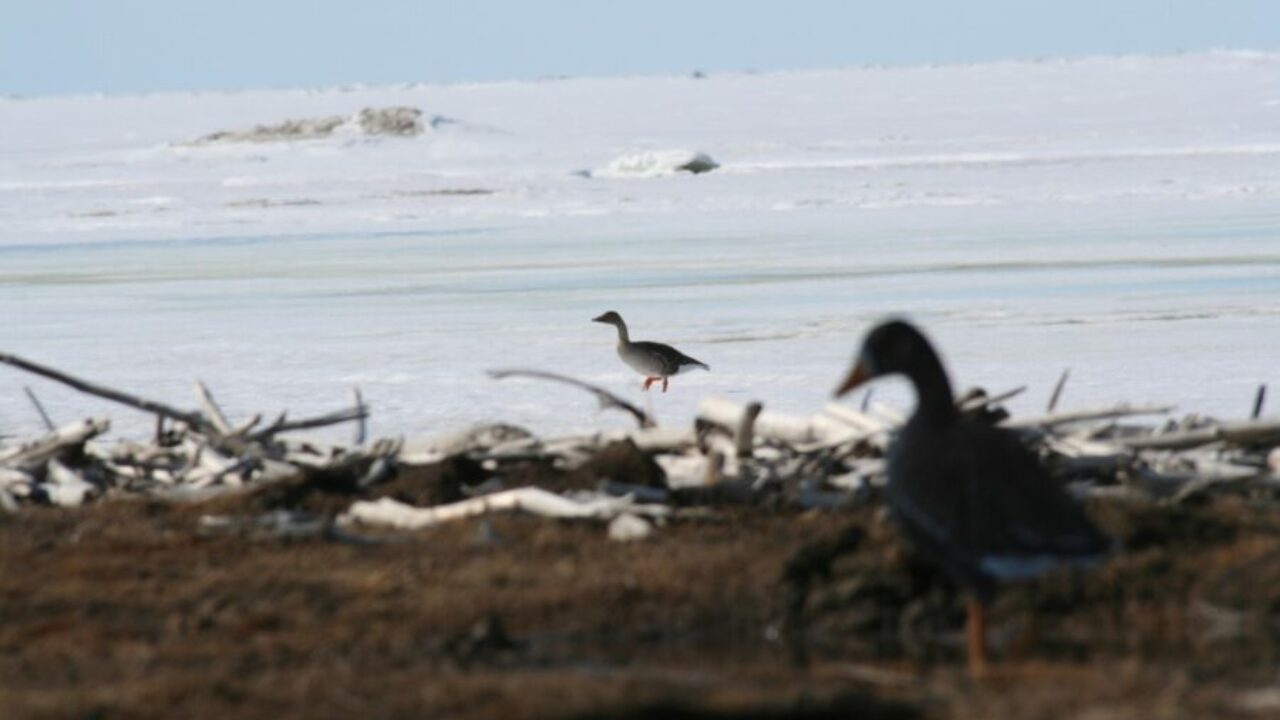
[905,347,957,425]
[612,320,631,345]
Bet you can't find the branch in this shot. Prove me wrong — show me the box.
[248,406,370,441]
[23,386,55,431]
[487,368,653,429]
[1002,404,1174,431]
[0,352,214,433]
[193,380,234,434]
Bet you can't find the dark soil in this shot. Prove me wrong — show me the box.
[3,460,1280,719]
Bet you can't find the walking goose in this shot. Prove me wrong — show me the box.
[834,319,1111,677]
[592,311,709,392]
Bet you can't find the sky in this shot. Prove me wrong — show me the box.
[3,1,1279,96]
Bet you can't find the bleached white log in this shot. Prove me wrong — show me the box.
[819,403,889,433]
[0,468,34,496]
[0,487,17,513]
[258,458,303,483]
[623,427,696,453]
[825,458,888,490]
[101,461,147,482]
[0,418,110,470]
[802,414,883,452]
[193,380,233,435]
[655,454,713,489]
[1122,417,1280,451]
[341,487,666,530]
[608,513,654,541]
[45,459,96,507]
[227,413,262,437]
[1003,404,1174,431]
[185,449,253,488]
[735,401,764,458]
[1046,432,1125,459]
[868,402,907,427]
[698,396,816,445]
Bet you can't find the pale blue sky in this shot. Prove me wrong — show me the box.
[3,1,1278,96]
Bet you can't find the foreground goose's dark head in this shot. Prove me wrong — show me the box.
[592,311,624,326]
[834,320,955,419]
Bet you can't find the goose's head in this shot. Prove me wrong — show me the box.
[592,311,624,327]
[834,319,936,396]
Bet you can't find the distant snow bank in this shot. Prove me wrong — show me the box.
[593,150,719,178]
[188,106,424,144]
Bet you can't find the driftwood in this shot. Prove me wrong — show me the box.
[23,386,55,431]
[1048,369,1071,412]
[342,487,670,530]
[487,368,653,429]
[699,396,819,445]
[1003,404,1175,431]
[0,352,213,433]
[248,406,370,441]
[736,402,764,458]
[2,349,1279,542]
[0,353,382,508]
[0,418,110,472]
[1122,418,1280,451]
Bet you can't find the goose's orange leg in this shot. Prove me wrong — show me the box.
[966,599,989,680]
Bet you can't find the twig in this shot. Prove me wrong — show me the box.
[23,386,55,431]
[193,380,233,434]
[352,388,367,445]
[1253,384,1267,420]
[487,368,653,429]
[1048,368,1070,412]
[248,406,369,441]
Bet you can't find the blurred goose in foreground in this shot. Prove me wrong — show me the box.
[834,319,1110,678]
[593,311,709,392]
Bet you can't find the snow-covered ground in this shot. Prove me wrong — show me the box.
[2,52,1279,439]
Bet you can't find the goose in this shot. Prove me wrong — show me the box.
[834,319,1110,677]
[592,311,709,392]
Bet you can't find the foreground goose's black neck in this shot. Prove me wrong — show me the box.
[901,339,957,425]
[611,318,631,344]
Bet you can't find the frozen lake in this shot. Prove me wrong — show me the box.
[3,52,1279,438]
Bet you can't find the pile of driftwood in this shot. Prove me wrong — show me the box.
[0,353,392,512]
[4,356,1280,538]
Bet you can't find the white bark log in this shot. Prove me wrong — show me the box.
[0,418,110,470]
[698,396,816,445]
[342,487,667,530]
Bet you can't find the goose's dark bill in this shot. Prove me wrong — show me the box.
[834,361,870,397]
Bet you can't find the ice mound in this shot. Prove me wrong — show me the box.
[593,149,719,178]
[189,106,424,144]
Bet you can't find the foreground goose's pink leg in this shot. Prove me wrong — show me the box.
[643,377,657,391]
[966,599,990,681]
